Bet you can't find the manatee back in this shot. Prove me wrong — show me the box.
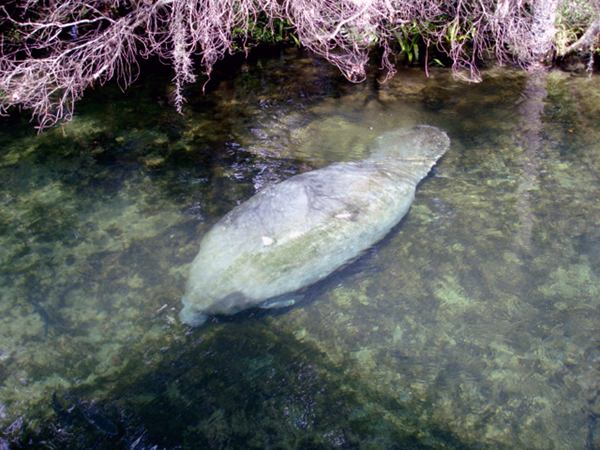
[182,161,416,322]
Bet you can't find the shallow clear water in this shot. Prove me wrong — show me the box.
[0,48,599,449]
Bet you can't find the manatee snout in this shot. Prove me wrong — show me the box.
[179,297,208,326]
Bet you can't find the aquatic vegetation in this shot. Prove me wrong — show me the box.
[0,52,599,449]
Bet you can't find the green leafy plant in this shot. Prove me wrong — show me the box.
[555,0,599,55]
[233,14,299,49]
[393,24,420,64]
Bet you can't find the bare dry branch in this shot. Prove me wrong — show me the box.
[0,0,580,129]
[557,15,600,56]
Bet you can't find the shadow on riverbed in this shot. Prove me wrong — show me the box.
[9,322,480,450]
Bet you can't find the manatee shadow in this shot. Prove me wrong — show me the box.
[10,312,482,450]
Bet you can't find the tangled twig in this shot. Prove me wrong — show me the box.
[0,0,592,129]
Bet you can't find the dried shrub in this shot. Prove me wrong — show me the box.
[0,0,596,129]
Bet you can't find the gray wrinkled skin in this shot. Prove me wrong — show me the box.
[180,125,450,326]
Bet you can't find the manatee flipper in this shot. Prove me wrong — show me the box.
[258,295,303,309]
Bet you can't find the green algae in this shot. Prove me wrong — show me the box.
[0,53,599,449]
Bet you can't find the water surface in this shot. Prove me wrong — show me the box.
[0,49,599,449]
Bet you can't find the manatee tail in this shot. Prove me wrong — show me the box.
[369,125,450,163]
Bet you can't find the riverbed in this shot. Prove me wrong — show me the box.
[0,48,598,449]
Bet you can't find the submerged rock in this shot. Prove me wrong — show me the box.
[180,125,450,326]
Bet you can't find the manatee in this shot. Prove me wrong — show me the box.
[180,125,450,326]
